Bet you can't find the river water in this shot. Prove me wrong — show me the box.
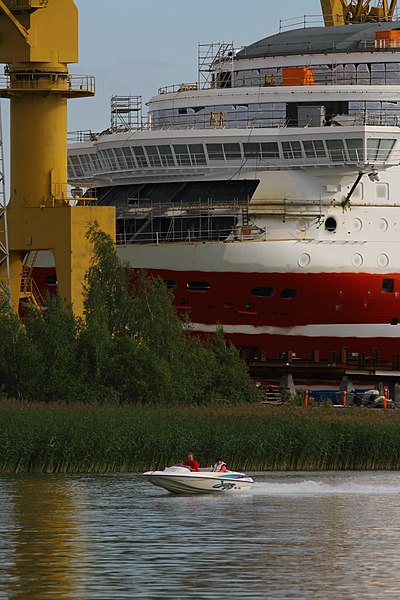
[0,471,400,599]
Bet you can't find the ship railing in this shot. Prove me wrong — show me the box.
[279,11,400,31]
[68,130,98,143]
[234,70,400,88]
[159,82,199,95]
[0,73,95,94]
[150,109,400,131]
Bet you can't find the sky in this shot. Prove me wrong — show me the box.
[69,0,318,133]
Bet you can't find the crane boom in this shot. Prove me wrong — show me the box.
[320,0,398,25]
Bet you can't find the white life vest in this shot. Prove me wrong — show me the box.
[213,461,227,472]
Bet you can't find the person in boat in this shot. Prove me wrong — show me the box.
[183,452,200,472]
[212,459,227,472]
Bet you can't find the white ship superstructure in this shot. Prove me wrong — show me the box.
[52,11,400,364]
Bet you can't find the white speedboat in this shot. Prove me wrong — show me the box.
[143,464,254,494]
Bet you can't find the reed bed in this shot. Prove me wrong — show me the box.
[1,402,400,473]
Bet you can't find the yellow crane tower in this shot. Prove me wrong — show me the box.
[0,0,115,315]
[321,0,398,25]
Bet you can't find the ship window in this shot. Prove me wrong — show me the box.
[251,286,275,297]
[303,140,326,159]
[122,147,135,168]
[80,154,93,174]
[223,143,242,160]
[90,153,101,171]
[158,145,175,166]
[69,155,84,177]
[346,138,363,162]
[145,146,162,167]
[206,143,224,160]
[376,183,389,200]
[243,142,260,158]
[114,147,128,170]
[382,278,394,293]
[326,139,345,162]
[189,144,207,165]
[282,141,302,159]
[173,144,191,165]
[280,289,297,299]
[45,275,57,286]
[325,217,337,232]
[178,108,188,115]
[106,149,118,170]
[67,157,75,178]
[260,142,279,158]
[391,317,399,325]
[187,281,211,292]
[163,279,177,290]
[367,138,395,161]
[133,146,148,168]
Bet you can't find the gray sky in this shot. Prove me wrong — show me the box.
[69,0,318,132]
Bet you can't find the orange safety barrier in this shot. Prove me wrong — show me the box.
[281,67,315,86]
[375,30,400,48]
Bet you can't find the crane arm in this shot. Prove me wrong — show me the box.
[0,0,30,43]
[320,0,398,26]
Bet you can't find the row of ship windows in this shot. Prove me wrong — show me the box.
[68,137,395,177]
[43,276,396,296]
[164,280,396,295]
[165,281,297,298]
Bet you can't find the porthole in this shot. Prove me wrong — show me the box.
[352,253,363,268]
[377,254,389,268]
[325,217,337,233]
[280,289,297,300]
[352,218,362,232]
[378,218,388,232]
[298,253,311,268]
[297,218,309,232]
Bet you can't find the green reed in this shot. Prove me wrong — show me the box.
[1,402,400,473]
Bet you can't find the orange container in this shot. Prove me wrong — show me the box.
[375,30,400,48]
[376,29,400,40]
[281,67,315,86]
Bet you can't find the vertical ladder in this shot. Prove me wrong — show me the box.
[0,100,11,310]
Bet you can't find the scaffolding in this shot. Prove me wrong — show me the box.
[115,197,251,245]
[198,42,235,89]
[0,101,11,309]
[110,95,142,131]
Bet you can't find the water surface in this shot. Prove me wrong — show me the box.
[0,471,399,598]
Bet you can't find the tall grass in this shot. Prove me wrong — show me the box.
[1,402,400,473]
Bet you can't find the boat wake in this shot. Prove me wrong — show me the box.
[253,478,400,496]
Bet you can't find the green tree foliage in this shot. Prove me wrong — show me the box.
[0,224,256,404]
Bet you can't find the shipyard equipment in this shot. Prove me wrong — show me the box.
[321,0,398,25]
[0,0,115,315]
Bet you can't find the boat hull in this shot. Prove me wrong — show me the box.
[143,466,254,494]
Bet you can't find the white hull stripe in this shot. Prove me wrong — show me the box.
[190,323,400,338]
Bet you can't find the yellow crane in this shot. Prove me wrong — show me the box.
[321,0,397,25]
[0,1,115,315]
